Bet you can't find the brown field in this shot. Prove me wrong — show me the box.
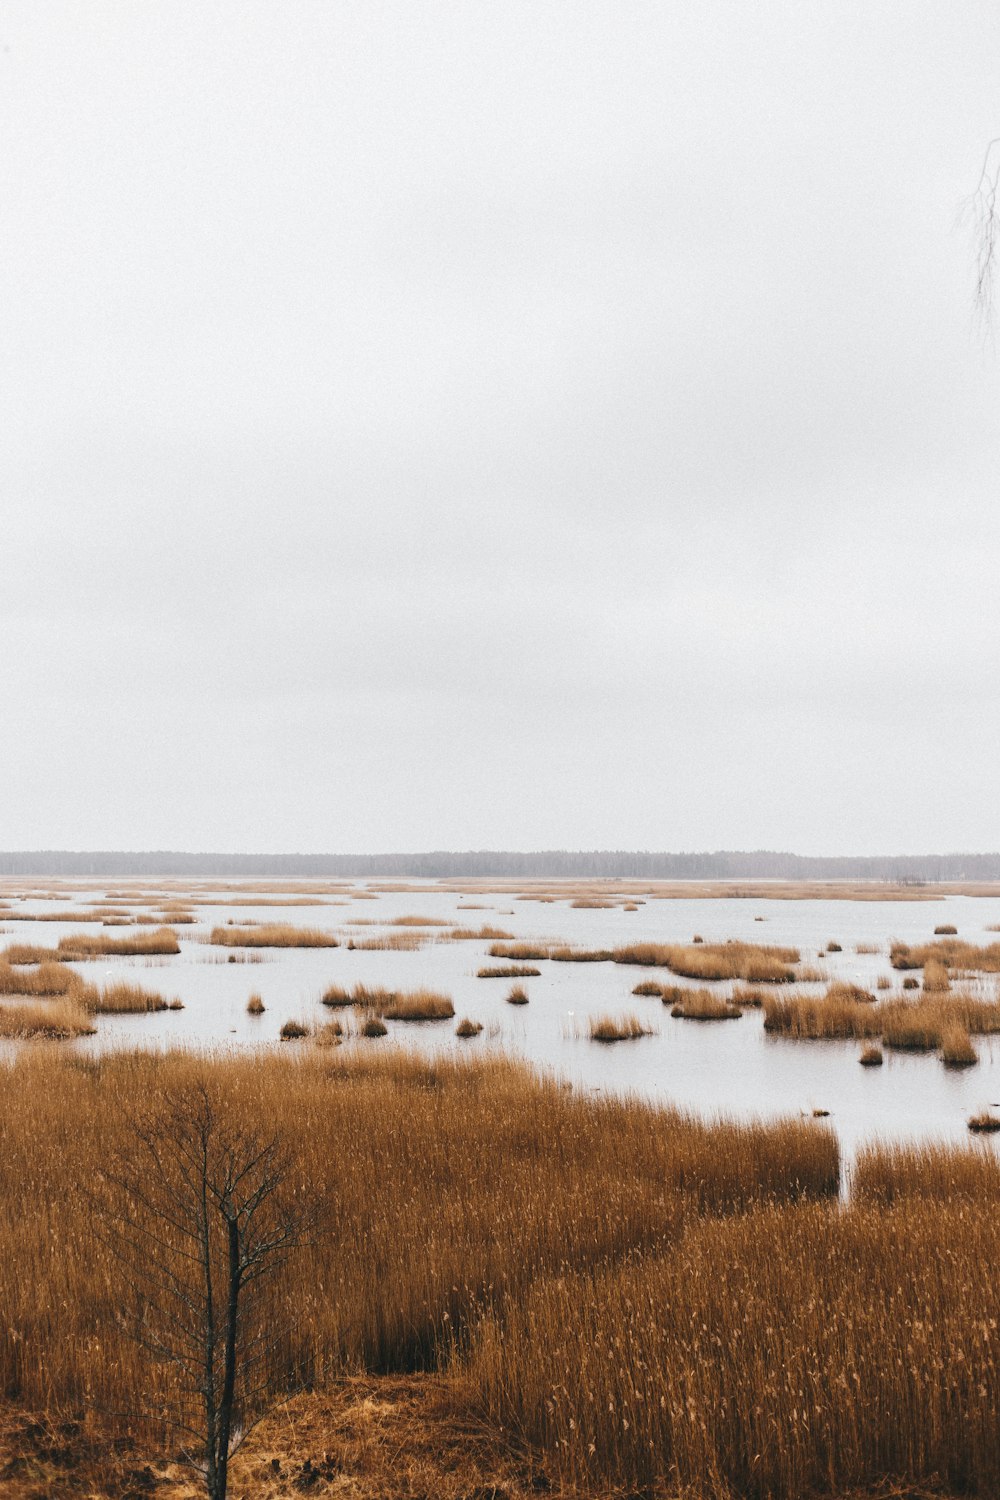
[209,924,338,949]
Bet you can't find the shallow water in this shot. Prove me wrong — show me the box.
[3,882,1000,1161]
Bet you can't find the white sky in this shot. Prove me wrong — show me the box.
[2,2,999,855]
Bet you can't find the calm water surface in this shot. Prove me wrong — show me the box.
[3,882,1000,1162]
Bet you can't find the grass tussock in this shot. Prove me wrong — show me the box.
[78,982,172,1015]
[0,960,80,996]
[380,990,454,1022]
[854,942,881,954]
[487,943,552,963]
[934,923,958,935]
[668,988,741,1020]
[614,940,798,984]
[246,992,265,1015]
[505,985,529,1006]
[0,998,96,1038]
[764,987,1000,1047]
[347,931,425,951]
[940,1025,978,1068]
[968,1110,1000,1134]
[891,936,1000,973]
[210,924,338,949]
[859,1043,883,1066]
[279,1019,309,1040]
[361,1015,389,1038]
[631,979,665,997]
[444,925,514,942]
[589,1013,653,1042]
[476,965,541,979]
[455,1018,483,1038]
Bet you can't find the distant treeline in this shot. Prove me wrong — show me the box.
[2,849,1000,880]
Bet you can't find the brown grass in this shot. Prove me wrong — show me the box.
[210,924,338,949]
[968,1110,1000,1133]
[455,1018,483,1038]
[379,990,454,1022]
[0,1048,850,1493]
[54,927,182,958]
[0,999,96,1038]
[279,1019,309,1040]
[476,965,541,979]
[247,992,265,1015]
[0,960,80,996]
[668,987,741,1020]
[78,982,172,1015]
[764,988,1000,1047]
[891,937,1000,972]
[360,1015,389,1037]
[347,932,425,951]
[487,943,552,962]
[859,1043,883,1066]
[940,1025,978,1068]
[853,1141,1000,1203]
[588,1013,653,1042]
[505,985,529,1006]
[463,1195,1000,1497]
[934,924,958,935]
[443,925,514,941]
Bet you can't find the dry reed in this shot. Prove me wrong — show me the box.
[210,924,338,949]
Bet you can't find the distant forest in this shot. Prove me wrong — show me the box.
[2,850,1000,880]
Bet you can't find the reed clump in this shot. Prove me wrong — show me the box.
[0,960,80,996]
[859,1043,883,1066]
[0,998,96,1038]
[60,927,181,958]
[247,993,265,1015]
[210,924,338,949]
[891,937,1000,973]
[455,1018,483,1038]
[476,965,541,979]
[615,940,799,984]
[78,982,172,1015]
[379,990,454,1022]
[940,1026,978,1068]
[487,942,550,962]
[505,985,529,1006]
[589,1013,652,1042]
[934,924,958,935]
[279,1019,309,1040]
[361,1016,389,1037]
[668,988,741,1020]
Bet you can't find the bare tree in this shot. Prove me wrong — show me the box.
[96,1081,315,1500]
[965,136,1000,332]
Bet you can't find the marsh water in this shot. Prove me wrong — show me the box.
[3,881,1000,1161]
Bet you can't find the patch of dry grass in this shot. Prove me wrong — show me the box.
[476,964,541,979]
[380,990,454,1022]
[505,985,529,1006]
[668,988,741,1020]
[210,924,338,949]
[0,999,96,1038]
[589,1013,653,1042]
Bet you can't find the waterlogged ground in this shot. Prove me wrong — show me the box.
[3,880,1000,1159]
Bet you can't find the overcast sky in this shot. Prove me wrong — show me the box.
[2,3,999,856]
